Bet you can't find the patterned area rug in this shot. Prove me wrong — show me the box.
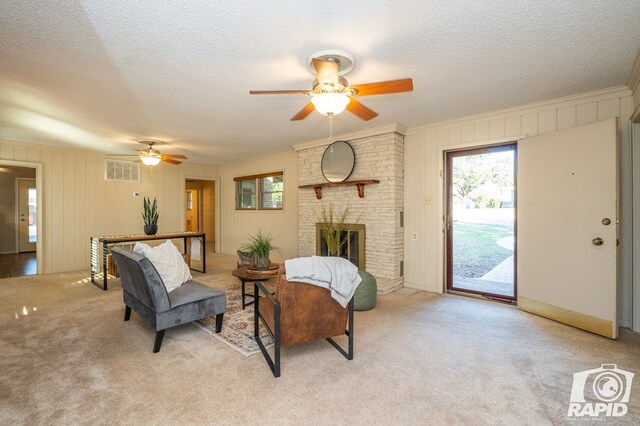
[194,286,274,356]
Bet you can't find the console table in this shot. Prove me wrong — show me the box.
[90,232,206,290]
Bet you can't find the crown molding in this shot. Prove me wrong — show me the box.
[292,123,407,151]
[406,86,632,135]
[626,49,640,92]
[631,104,640,123]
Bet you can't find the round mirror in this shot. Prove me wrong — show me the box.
[321,141,355,182]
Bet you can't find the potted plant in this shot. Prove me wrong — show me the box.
[240,231,278,270]
[315,203,358,257]
[142,196,159,235]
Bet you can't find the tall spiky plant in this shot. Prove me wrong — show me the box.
[315,203,357,256]
[142,197,159,226]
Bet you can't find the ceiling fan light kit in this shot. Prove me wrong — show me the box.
[310,92,350,115]
[250,50,413,121]
[139,150,162,166]
[134,140,187,166]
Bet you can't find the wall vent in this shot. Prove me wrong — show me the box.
[105,159,139,182]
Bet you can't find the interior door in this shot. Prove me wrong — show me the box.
[185,189,199,232]
[18,178,36,253]
[517,118,618,338]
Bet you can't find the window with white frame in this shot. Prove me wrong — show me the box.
[234,171,283,210]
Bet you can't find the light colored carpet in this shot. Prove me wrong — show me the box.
[1,253,640,424]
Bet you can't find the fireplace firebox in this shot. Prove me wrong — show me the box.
[315,223,365,270]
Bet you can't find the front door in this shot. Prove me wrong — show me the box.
[445,144,517,300]
[517,118,618,339]
[18,178,36,253]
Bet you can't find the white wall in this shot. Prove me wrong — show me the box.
[0,140,220,273]
[403,86,635,328]
[218,149,299,261]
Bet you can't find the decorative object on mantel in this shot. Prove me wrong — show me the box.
[299,179,380,199]
[240,231,279,270]
[142,196,159,235]
[321,141,355,182]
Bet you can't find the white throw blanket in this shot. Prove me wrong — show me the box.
[284,256,362,307]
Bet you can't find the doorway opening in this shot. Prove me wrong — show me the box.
[0,166,38,278]
[445,143,516,301]
[185,179,216,270]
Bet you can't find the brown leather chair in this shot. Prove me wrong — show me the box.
[254,265,354,377]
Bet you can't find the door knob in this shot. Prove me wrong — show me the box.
[592,237,604,246]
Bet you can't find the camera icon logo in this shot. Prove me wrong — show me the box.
[568,364,634,417]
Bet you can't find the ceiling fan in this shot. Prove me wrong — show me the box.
[250,50,413,121]
[135,140,187,166]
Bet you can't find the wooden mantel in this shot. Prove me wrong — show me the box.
[298,179,380,199]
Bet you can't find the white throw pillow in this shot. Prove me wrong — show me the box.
[132,241,192,293]
[133,242,151,254]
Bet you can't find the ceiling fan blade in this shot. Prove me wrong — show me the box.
[161,157,182,165]
[312,58,339,85]
[346,98,378,121]
[290,103,316,121]
[163,154,188,159]
[249,90,308,95]
[350,78,413,96]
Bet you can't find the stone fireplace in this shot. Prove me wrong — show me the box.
[295,127,405,293]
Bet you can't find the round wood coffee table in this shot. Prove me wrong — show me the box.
[232,265,279,309]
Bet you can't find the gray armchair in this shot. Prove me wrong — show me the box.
[111,247,226,353]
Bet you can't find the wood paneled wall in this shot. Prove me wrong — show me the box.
[0,141,219,273]
[201,181,215,244]
[218,149,298,261]
[629,50,640,330]
[403,87,635,328]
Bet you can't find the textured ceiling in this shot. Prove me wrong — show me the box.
[1,0,639,165]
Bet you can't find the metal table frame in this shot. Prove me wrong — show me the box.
[90,232,206,290]
[231,266,279,309]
